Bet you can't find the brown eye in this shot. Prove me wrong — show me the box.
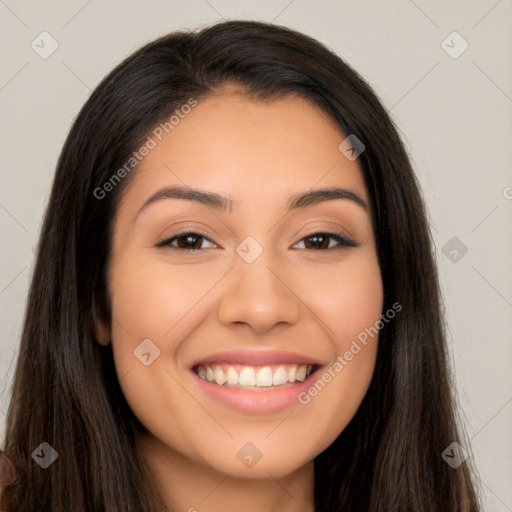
[295,232,357,251]
[156,232,216,252]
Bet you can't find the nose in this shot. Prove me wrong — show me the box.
[217,252,301,334]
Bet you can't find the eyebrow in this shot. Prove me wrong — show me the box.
[134,185,368,221]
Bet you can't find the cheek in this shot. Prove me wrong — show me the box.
[295,257,382,441]
[109,255,207,341]
[299,252,383,345]
[107,256,213,461]
[106,255,201,396]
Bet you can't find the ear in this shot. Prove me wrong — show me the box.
[93,306,111,346]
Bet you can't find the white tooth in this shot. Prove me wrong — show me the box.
[226,366,239,386]
[307,364,313,376]
[197,365,206,379]
[288,365,297,383]
[239,367,256,386]
[213,366,227,385]
[256,366,273,386]
[272,366,288,386]
[295,365,307,382]
[206,366,214,382]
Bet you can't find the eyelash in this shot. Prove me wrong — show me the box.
[155,230,357,252]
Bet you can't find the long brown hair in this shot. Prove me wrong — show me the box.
[1,20,480,511]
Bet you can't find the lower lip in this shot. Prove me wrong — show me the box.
[191,368,320,415]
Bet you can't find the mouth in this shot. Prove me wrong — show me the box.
[192,363,320,391]
[189,350,325,414]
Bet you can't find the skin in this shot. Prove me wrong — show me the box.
[95,86,383,512]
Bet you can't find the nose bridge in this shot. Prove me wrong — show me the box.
[216,240,301,332]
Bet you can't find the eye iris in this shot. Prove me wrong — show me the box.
[178,234,202,251]
[305,234,329,250]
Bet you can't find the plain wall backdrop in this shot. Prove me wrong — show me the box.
[0,1,511,509]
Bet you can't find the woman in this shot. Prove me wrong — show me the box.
[0,20,480,511]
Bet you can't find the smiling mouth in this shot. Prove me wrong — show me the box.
[192,363,318,390]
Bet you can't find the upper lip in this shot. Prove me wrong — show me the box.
[190,350,325,368]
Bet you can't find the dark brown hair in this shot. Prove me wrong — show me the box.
[1,20,480,511]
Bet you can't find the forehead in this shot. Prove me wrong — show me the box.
[118,90,368,212]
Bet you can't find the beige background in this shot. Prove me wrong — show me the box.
[1,1,511,509]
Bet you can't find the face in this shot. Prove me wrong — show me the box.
[96,88,383,479]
